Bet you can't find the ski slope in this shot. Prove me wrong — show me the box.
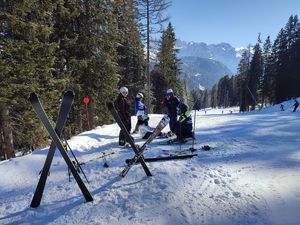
[0,100,300,225]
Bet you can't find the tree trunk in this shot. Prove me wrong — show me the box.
[0,124,4,160]
[0,103,15,160]
[146,0,151,113]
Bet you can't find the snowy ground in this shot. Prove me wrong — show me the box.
[1,100,300,225]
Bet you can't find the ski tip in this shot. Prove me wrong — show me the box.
[30,201,40,208]
[64,90,75,97]
[29,92,38,102]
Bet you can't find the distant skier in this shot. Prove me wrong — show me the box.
[114,87,132,146]
[280,104,284,111]
[293,99,299,112]
[174,103,194,142]
[133,92,146,133]
[162,89,180,135]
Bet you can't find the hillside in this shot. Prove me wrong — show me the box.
[176,40,244,73]
[1,101,300,225]
[180,56,233,89]
[176,40,245,90]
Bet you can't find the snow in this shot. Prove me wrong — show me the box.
[198,84,205,91]
[1,101,300,225]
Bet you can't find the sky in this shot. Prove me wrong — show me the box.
[168,0,300,47]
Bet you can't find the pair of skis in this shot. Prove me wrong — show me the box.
[107,102,158,177]
[29,91,93,208]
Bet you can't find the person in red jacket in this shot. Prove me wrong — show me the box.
[114,87,132,146]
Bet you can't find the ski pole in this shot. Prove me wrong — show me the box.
[190,109,197,152]
[62,130,90,184]
[190,97,199,152]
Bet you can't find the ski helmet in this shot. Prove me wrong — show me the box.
[166,89,173,96]
[136,92,144,99]
[179,103,188,113]
[119,86,128,94]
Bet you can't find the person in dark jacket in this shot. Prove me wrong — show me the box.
[293,99,299,112]
[114,87,132,146]
[162,89,180,134]
[174,103,193,142]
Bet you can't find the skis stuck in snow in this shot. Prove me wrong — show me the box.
[29,91,93,208]
[107,102,171,177]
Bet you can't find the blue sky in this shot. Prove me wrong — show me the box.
[168,0,300,47]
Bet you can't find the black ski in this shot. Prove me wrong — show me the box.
[107,102,152,177]
[164,147,198,156]
[31,90,74,208]
[157,137,200,145]
[29,92,93,207]
[125,153,197,163]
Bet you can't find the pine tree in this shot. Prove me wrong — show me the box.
[152,22,181,112]
[210,85,218,108]
[63,0,119,131]
[272,29,289,103]
[261,36,274,104]
[237,48,251,111]
[286,15,300,98]
[248,35,263,110]
[0,0,59,158]
[151,64,167,113]
[291,16,300,98]
[50,0,83,134]
[114,0,146,103]
[136,0,171,111]
[181,73,193,107]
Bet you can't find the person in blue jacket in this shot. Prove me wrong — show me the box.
[133,92,146,133]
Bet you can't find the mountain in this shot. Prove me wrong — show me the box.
[176,40,246,90]
[176,40,243,73]
[180,56,233,90]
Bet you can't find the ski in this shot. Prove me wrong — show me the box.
[120,114,170,177]
[31,90,74,208]
[157,137,201,145]
[141,115,170,147]
[163,147,198,155]
[125,153,197,164]
[107,102,152,177]
[84,151,116,163]
[29,92,93,207]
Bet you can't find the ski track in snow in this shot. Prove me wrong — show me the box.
[1,105,300,225]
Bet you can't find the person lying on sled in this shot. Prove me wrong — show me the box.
[138,114,167,139]
[173,103,194,142]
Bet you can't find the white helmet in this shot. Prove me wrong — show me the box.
[136,92,144,98]
[119,86,128,93]
[166,89,173,95]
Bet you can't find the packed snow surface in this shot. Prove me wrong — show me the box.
[1,100,300,225]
